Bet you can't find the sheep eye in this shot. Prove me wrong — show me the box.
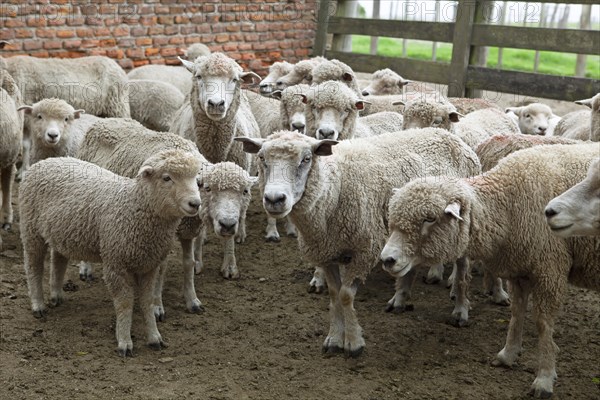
[243,188,249,195]
[232,77,239,83]
[302,156,311,164]
[423,216,436,223]
[162,175,172,182]
[525,114,531,118]
[64,117,69,122]
[196,75,202,80]
[37,114,42,119]
[259,155,265,162]
[204,185,211,192]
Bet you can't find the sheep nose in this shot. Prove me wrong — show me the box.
[219,218,237,233]
[264,192,286,206]
[538,127,547,134]
[291,122,305,131]
[208,99,225,108]
[317,128,335,139]
[382,257,396,269]
[47,132,59,139]
[361,90,370,96]
[544,207,558,218]
[188,200,201,210]
[275,80,285,87]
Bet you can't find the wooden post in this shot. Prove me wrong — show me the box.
[466,0,490,98]
[402,1,409,57]
[497,1,508,68]
[331,0,358,52]
[448,0,477,98]
[432,0,440,61]
[370,0,380,55]
[313,0,333,56]
[575,5,592,77]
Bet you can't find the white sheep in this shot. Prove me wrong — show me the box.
[18,98,99,166]
[360,68,412,96]
[127,65,192,96]
[0,68,23,231]
[20,150,202,356]
[272,84,312,133]
[379,143,600,398]
[302,81,404,140]
[235,128,480,357]
[259,61,293,95]
[545,157,600,237]
[128,79,184,132]
[77,118,209,315]
[553,93,600,141]
[505,103,561,136]
[274,56,327,90]
[243,89,282,138]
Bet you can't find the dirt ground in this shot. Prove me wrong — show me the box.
[1,182,599,400]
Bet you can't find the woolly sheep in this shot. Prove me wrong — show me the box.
[259,61,293,95]
[128,79,184,132]
[183,43,211,61]
[476,134,580,172]
[272,84,312,133]
[379,143,600,397]
[275,56,326,90]
[554,93,600,141]
[505,103,560,136]
[127,65,192,96]
[302,81,403,140]
[243,89,282,138]
[0,68,23,231]
[360,68,412,96]
[545,157,600,237]
[18,98,99,166]
[20,150,202,356]
[77,118,209,315]
[235,129,481,357]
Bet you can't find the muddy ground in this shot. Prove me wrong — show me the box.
[1,183,599,400]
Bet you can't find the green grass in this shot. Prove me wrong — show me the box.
[351,35,600,79]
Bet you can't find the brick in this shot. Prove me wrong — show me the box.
[150,59,166,65]
[106,49,124,59]
[15,29,34,38]
[160,48,178,57]
[64,40,82,50]
[99,39,117,47]
[145,48,159,56]
[223,43,237,52]
[130,27,147,36]
[23,40,43,51]
[66,16,85,26]
[164,26,178,35]
[136,38,152,46]
[6,19,26,28]
[148,26,165,35]
[126,48,144,59]
[29,51,50,58]
[56,29,75,38]
[43,40,62,50]
[153,37,169,46]
[133,60,149,67]
[168,37,185,45]
[80,39,100,48]
[215,34,229,43]
[113,26,129,37]
[89,49,107,56]
[117,38,135,47]
[75,27,94,38]
[94,28,111,37]
[118,59,134,70]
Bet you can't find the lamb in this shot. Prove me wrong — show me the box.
[553,93,600,141]
[275,56,327,90]
[183,43,211,61]
[302,81,404,140]
[20,150,202,356]
[128,79,184,132]
[235,128,481,357]
[18,98,99,166]
[476,134,580,172]
[402,101,519,150]
[77,118,209,315]
[505,103,560,136]
[127,65,192,96]
[379,143,600,398]
[259,61,293,95]
[545,157,600,237]
[0,68,23,232]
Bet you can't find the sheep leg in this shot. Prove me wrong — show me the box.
[386,267,417,313]
[23,237,48,318]
[78,261,94,281]
[152,262,167,321]
[194,227,205,274]
[485,272,510,306]
[265,216,280,242]
[449,257,471,327]
[322,265,344,355]
[49,250,69,307]
[494,278,530,368]
[529,280,565,399]
[235,213,247,244]
[308,266,326,294]
[179,238,203,313]
[221,236,239,279]
[423,263,444,284]
[104,270,135,357]
[446,262,456,289]
[138,268,166,351]
[0,166,14,229]
[285,217,297,237]
[16,138,30,182]
[339,278,364,358]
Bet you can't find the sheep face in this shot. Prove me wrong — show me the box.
[235,131,338,218]
[137,150,202,218]
[361,68,409,96]
[402,102,459,131]
[200,162,257,237]
[275,60,315,91]
[505,103,556,135]
[381,179,470,277]
[545,157,600,237]
[260,61,293,95]
[18,99,83,147]
[279,84,311,133]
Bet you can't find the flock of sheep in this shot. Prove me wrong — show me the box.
[0,40,599,398]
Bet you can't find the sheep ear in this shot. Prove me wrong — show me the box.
[342,72,354,82]
[0,41,9,49]
[313,140,338,156]
[398,78,411,88]
[505,106,521,116]
[179,57,195,72]
[234,137,264,154]
[138,165,154,179]
[391,100,405,106]
[354,100,371,110]
[270,90,282,100]
[449,111,464,123]
[295,93,308,104]
[17,105,33,114]
[574,98,593,108]
[73,109,85,119]
[249,176,259,187]
[241,71,261,84]
[444,202,463,221]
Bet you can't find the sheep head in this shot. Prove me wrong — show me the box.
[18,98,84,147]
[402,101,462,131]
[505,103,558,135]
[362,68,411,96]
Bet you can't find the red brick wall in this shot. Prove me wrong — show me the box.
[0,0,318,75]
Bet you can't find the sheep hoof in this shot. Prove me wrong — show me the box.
[423,275,441,285]
[117,348,133,357]
[447,315,470,327]
[308,284,324,294]
[194,261,203,275]
[79,273,93,282]
[32,309,47,319]
[528,387,553,399]
[385,303,414,313]
[189,303,204,314]
[265,234,280,243]
[2,223,11,231]
[450,294,456,301]
[49,297,63,307]
[148,341,166,351]
[155,312,166,322]
[287,231,297,238]
[344,346,364,359]
[493,298,511,307]
[322,345,344,357]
